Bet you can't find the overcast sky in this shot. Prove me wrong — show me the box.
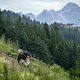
[0,0,80,15]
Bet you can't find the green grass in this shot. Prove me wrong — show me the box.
[0,56,70,80]
[0,35,18,57]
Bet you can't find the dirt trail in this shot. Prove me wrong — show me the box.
[0,53,20,70]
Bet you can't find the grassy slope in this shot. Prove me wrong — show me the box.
[0,36,70,80]
[0,53,70,80]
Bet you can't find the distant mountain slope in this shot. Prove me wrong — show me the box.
[25,2,80,26]
[58,3,80,25]
[36,9,54,24]
[25,13,35,20]
[36,9,64,24]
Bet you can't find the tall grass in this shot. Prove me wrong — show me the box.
[0,35,18,57]
[0,56,70,80]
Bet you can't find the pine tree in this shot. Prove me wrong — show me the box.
[0,9,5,37]
[43,22,50,39]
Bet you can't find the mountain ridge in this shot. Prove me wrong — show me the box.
[25,2,80,26]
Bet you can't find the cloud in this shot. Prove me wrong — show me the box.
[0,0,64,14]
[0,0,80,15]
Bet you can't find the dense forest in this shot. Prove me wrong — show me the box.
[0,9,80,80]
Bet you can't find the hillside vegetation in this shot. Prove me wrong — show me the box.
[0,28,80,80]
[0,54,70,80]
[0,9,80,80]
[0,37,70,80]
